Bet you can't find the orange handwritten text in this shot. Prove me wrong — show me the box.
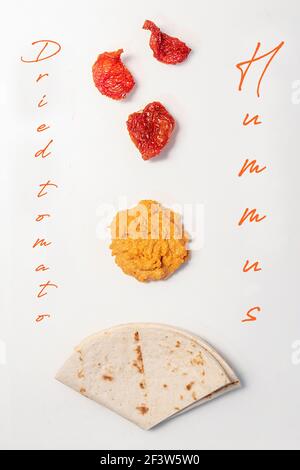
[238,159,267,177]
[35,214,51,222]
[236,41,284,326]
[35,264,50,272]
[37,281,58,298]
[238,208,267,226]
[243,113,262,126]
[38,95,48,108]
[33,238,52,248]
[241,306,261,323]
[21,40,61,63]
[35,314,51,323]
[236,41,284,97]
[36,73,49,82]
[243,260,262,272]
[37,180,58,198]
[35,139,53,159]
[22,39,61,324]
[37,123,50,132]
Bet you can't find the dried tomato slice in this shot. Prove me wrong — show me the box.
[143,20,191,65]
[92,49,135,100]
[126,101,175,160]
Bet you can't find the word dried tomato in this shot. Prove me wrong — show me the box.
[143,20,191,65]
[127,101,175,160]
[92,49,135,100]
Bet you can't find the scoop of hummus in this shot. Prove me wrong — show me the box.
[110,200,189,282]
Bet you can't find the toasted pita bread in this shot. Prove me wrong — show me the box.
[56,323,240,429]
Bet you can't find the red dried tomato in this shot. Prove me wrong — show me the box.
[92,49,135,100]
[126,101,175,160]
[143,20,191,65]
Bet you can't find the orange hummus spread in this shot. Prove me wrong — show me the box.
[110,200,189,282]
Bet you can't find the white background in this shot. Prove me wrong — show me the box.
[1,0,300,450]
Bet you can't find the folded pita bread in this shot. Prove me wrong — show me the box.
[56,323,240,429]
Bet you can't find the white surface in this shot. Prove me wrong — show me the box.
[1,0,300,450]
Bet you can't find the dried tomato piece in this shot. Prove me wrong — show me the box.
[92,49,135,100]
[126,101,175,160]
[143,20,191,65]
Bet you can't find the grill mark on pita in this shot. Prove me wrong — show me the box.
[192,391,197,401]
[185,381,195,391]
[191,352,204,366]
[102,374,113,381]
[133,345,145,374]
[76,348,83,363]
[136,405,149,415]
[133,338,149,404]
[75,350,85,390]
[175,340,181,348]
